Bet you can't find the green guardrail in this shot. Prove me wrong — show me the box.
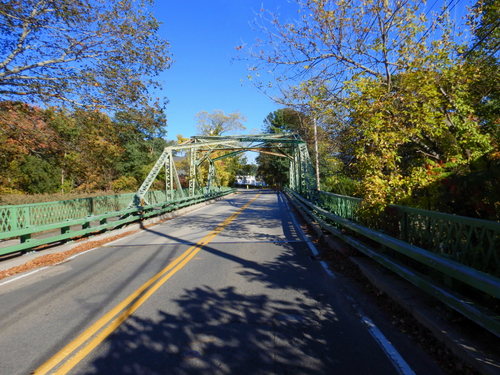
[0,187,234,257]
[285,188,500,338]
[318,191,500,277]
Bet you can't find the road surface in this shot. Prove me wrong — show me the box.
[0,190,442,374]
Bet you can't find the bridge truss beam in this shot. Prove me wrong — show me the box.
[130,134,317,207]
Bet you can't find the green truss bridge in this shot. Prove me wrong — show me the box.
[131,133,317,207]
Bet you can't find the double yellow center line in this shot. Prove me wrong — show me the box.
[34,193,261,375]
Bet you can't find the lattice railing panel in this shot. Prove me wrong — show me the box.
[144,191,167,205]
[28,201,90,226]
[0,208,13,232]
[318,192,360,222]
[400,209,500,275]
[315,191,499,276]
[92,193,134,214]
[0,190,174,232]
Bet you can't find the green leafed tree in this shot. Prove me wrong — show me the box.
[464,0,500,136]
[250,0,498,218]
[194,110,247,186]
[257,108,339,188]
[17,155,61,193]
[256,153,288,188]
[0,0,171,111]
[196,110,246,136]
[467,0,500,57]
[113,109,170,189]
[237,163,258,176]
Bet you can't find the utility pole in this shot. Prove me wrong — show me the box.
[313,115,320,190]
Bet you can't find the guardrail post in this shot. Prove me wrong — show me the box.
[20,234,31,243]
[23,206,30,228]
[10,207,18,232]
[400,210,408,242]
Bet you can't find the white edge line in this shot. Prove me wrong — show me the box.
[0,267,49,286]
[65,247,101,261]
[0,234,121,288]
[281,192,414,375]
[320,260,336,278]
[99,231,139,248]
[281,192,336,279]
[361,315,416,375]
[0,232,126,287]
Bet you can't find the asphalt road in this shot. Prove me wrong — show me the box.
[0,190,442,375]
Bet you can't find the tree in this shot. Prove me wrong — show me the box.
[58,109,124,191]
[467,0,500,57]
[464,0,499,136]
[257,108,338,188]
[256,109,305,187]
[18,155,60,193]
[256,153,288,188]
[0,0,171,110]
[193,110,247,187]
[113,109,171,190]
[0,101,61,192]
[341,65,494,211]
[249,0,498,217]
[0,101,171,194]
[278,81,341,189]
[249,0,447,95]
[237,163,258,176]
[196,110,246,136]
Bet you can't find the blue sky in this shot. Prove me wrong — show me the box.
[154,1,288,141]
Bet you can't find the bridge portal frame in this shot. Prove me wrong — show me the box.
[130,133,317,207]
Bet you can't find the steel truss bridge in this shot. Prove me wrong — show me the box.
[131,133,317,207]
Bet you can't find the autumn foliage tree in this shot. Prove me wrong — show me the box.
[0,102,168,194]
[0,101,60,193]
[0,0,171,196]
[249,0,499,218]
[196,110,246,136]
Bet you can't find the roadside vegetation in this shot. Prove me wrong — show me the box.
[0,102,171,197]
[0,0,171,202]
[1,0,497,221]
[251,0,499,220]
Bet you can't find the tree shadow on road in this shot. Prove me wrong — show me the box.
[83,286,330,374]
[81,244,391,374]
[80,191,393,374]
[82,280,390,375]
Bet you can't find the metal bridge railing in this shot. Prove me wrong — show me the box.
[318,191,500,276]
[0,187,234,257]
[285,188,500,338]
